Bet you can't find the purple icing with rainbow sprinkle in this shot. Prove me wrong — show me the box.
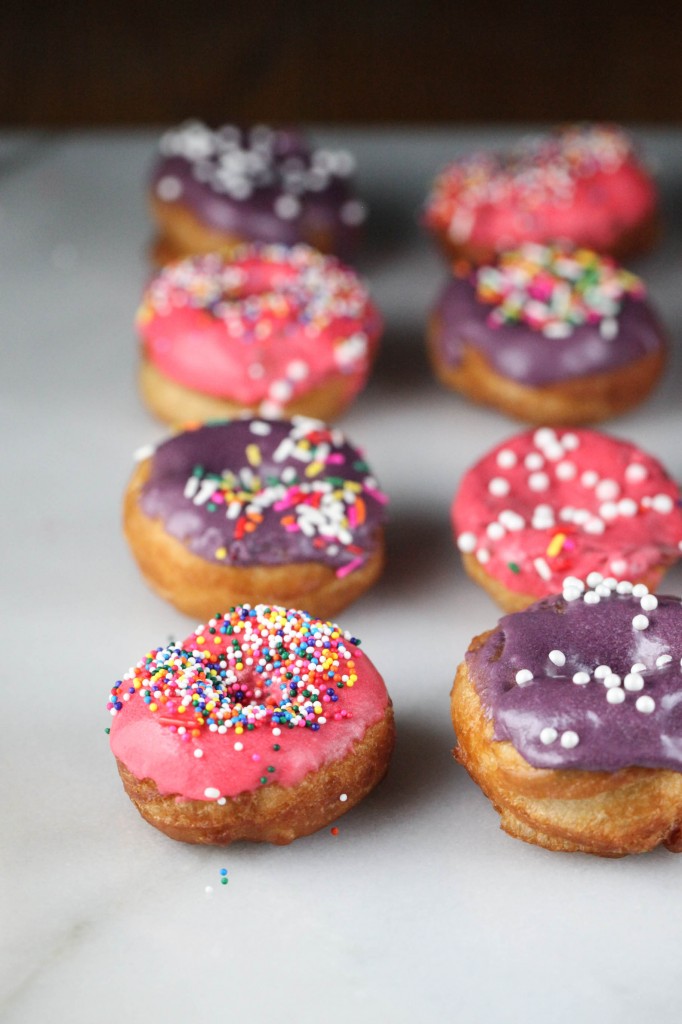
[467,574,682,772]
[432,245,664,386]
[137,417,387,576]
[151,122,366,258]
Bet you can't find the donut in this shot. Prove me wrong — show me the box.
[149,121,366,264]
[452,427,682,612]
[424,124,658,264]
[452,575,682,856]
[428,244,666,424]
[137,244,382,425]
[124,417,388,622]
[107,605,395,845]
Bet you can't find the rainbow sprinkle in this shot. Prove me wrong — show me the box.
[107,606,360,736]
[475,244,644,338]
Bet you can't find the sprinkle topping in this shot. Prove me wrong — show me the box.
[139,417,387,576]
[475,244,643,338]
[453,428,682,600]
[108,606,359,737]
[138,245,380,413]
[425,124,648,243]
[155,122,361,215]
[467,576,682,772]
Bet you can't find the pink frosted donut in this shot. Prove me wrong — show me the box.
[107,605,395,845]
[453,427,682,611]
[137,244,382,425]
[424,125,658,264]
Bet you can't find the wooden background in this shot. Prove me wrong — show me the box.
[3,0,682,126]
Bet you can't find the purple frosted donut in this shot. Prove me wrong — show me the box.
[452,573,682,855]
[123,416,388,621]
[149,122,366,262]
[429,244,666,424]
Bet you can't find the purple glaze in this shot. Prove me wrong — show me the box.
[432,274,664,386]
[466,588,682,772]
[150,123,365,258]
[138,418,386,571]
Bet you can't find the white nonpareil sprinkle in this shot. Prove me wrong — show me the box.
[632,583,649,598]
[632,614,649,631]
[563,576,585,592]
[457,532,477,553]
[499,510,525,531]
[560,730,580,749]
[525,452,544,471]
[625,462,647,483]
[603,673,621,688]
[656,654,673,667]
[562,433,580,450]
[583,591,600,605]
[477,548,490,564]
[540,727,558,745]
[631,662,647,673]
[563,585,582,602]
[640,594,658,612]
[339,793,348,802]
[618,498,638,517]
[581,470,598,488]
[555,460,577,481]
[595,479,620,501]
[488,476,511,496]
[548,649,566,667]
[515,669,534,685]
[496,448,517,468]
[487,522,505,540]
[624,673,644,692]
[572,671,590,685]
[204,787,221,800]
[607,687,626,704]
[529,471,550,492]
[534,427,557,448]
[636,695,656,714]
[652,494,674,514]
[594,665,611,679]
[586,571,604,588]
[616,580,634,594]
[193,749,204,759]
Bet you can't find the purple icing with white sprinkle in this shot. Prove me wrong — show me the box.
[151,122,365,258]
[467,575,682,771]
[137,417,387,575]
[432,272,663,386]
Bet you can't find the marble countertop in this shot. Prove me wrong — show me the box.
[3,127,682,1024]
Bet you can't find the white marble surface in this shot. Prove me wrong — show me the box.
[3,127,682,1024]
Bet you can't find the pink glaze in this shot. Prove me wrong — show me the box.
[108,607,390,801]
[137,244,381,415]
[453,428,682,600]
[425,125,657,256]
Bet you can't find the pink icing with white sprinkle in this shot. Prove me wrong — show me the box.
[453,428,682,599]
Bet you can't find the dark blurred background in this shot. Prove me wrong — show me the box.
[3,0,682,126]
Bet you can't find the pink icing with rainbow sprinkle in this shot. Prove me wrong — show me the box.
[107,605,390,801]
[137,244,381,415]
[425,125,657,255]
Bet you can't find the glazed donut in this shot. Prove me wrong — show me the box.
[452,427,682,612]
[124,417,388,622]
[452,575,682,856]
[428,244,666,424]
[149,121,366,264]
[107,605,395,845]
[137,244,382,425]
[424,124,659,264]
